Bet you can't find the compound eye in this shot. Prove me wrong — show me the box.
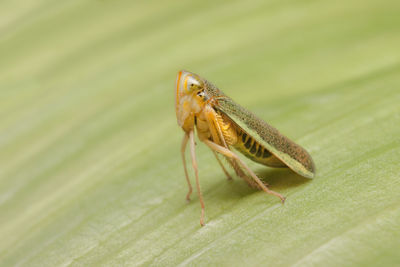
[185,75,202,92]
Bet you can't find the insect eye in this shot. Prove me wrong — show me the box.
[185,75,203,92]
[189,82,202,91]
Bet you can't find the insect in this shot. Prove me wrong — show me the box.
[175,70,315,226]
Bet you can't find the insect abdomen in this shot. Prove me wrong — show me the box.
[234,130,286,168]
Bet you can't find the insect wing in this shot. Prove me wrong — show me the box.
[214,97,315,178]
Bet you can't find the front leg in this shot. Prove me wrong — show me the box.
[181,133,192,201]
[189,130,206,226]
[203,139,286,203]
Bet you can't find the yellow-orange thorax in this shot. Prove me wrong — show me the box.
[175,70,238,146]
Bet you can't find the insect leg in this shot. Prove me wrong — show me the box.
[211,150,259,187]
[204,105,226,147]
[228,158,261,189]
[203,139,286,203]
[189,130,206,226]
[211,150,233,180]
[181,133,192,201]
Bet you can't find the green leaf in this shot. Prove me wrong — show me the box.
[0,0,399,266]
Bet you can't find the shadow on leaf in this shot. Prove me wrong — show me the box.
[209,167,310,201]
[257,167,311,191]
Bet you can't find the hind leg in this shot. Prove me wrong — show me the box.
[203,139,285,203]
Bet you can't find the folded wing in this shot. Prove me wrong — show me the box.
[214,96,315,179]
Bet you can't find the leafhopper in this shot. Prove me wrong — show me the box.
[175,70,315,226]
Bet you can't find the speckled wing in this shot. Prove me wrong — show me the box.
[213,96,315,179]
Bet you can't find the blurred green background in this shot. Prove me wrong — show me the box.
[1,0,400,266]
